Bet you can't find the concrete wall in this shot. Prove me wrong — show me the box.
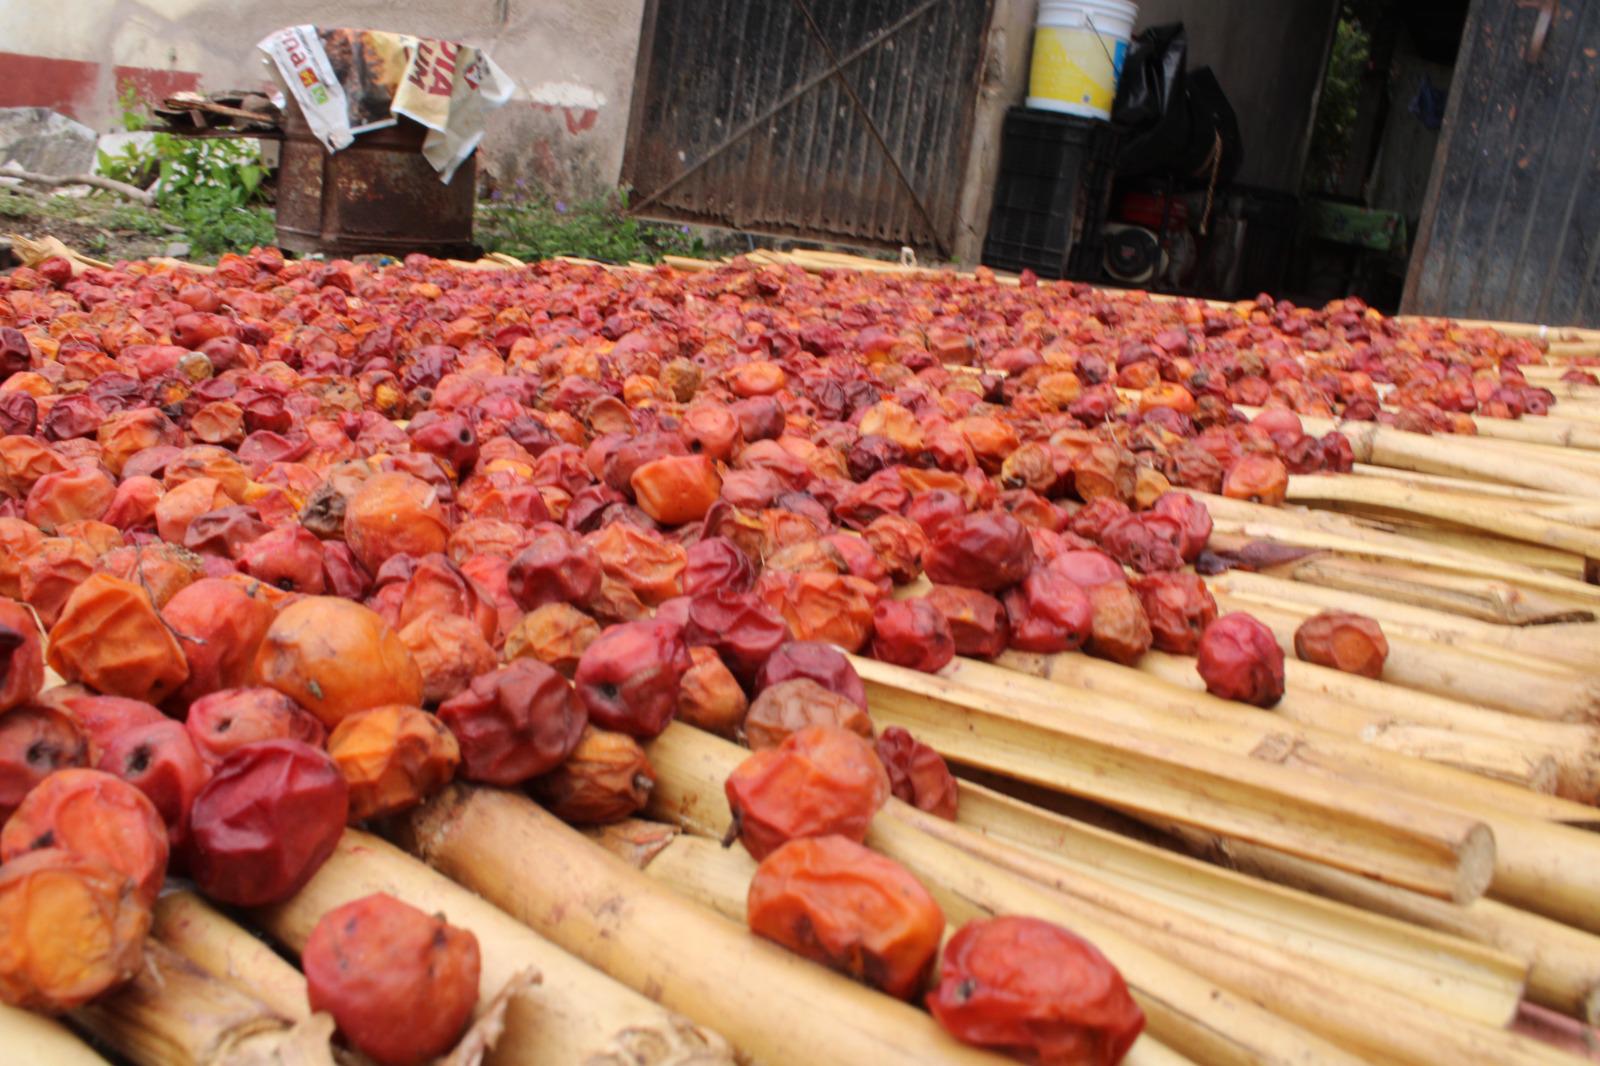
[0,0,645,198]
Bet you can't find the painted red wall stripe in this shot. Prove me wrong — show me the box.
[0,52,201,122]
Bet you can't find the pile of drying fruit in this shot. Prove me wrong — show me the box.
[0,247,1544,1064]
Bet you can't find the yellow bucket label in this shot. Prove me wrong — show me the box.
[1030,27,1127,112]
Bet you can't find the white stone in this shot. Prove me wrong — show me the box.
[0,108,98,177]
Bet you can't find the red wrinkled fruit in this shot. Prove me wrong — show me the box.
[924,585,1009,659]
[869,598,955,673]
[924,511,1034,591]
[573,619,691,739]
[96,718,210,845]
[304,893,480,1066]
[928,915,1144,1066]
[1197,612,1286,707]
[755,640,867,712]
[725,725,890,860]
[507,524,602,611]
[875,726,958,819]
[0,705,86,820]
[1150,492,1213,562]
[748,835,944,1001]
[160,577,277,710]
[185,687,327,768]
[0,599,44,713]
[1003,568,1093,654]
[0,768,168,907]
[1293,610,1389,679]
[684,588,792,685]
[437,659,587,785]
[183,739,349,906]
[1134,571,1218,654]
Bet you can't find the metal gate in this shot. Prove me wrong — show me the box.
[621,0,995,257]
[1403,0,1600,325]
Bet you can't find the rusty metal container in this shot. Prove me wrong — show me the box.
[276,102,479,258]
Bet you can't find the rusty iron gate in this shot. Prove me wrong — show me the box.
[1403,0,1600,325]
[621,0,995,257]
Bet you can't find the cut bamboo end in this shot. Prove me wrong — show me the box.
[151,891,310,1024]
[68,940,330,1066]
[1159,824,1600,1024]
[850,655,1497,902]
[0,1004,110,1066]
[643,723,1362,1066]
[400,784,1014,1066]
[252,830,734,1066]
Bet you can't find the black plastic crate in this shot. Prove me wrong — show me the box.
[981,107,1117,281]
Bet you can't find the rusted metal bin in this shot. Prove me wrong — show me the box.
[276,103,479,258]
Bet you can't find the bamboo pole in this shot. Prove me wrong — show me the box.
[851,656,1496,901]
[1285,475,1600,561]
[1130,649,1600,809]
[152,892,310,1024]
[642,722,1362,1066]
[948,781,1525,1027]
[68,941,336,1066]
[0,1005,110,1066]
[584,822,1196,1066]
[1206,568,1600,672]
[252,830,735,1066]
[1349,463,1590,505]
[1462,414,1600,451]
[1210,592,1600,723]
[980,647,1576,807]
[1274,554,1599,624]
[1325,419,1600,495]
[397,785,1015,1066]
[1163,827,1600,1023]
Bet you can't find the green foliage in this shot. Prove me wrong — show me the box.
[1305,14,1372,195]
[478,188,703,264]
[97,81,272,258]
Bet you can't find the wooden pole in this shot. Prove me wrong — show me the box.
[252,830,735,1066]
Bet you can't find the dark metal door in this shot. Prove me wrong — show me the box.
[1403,0,1600,325]
[621,0,995,257]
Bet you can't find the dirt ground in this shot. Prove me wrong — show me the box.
[0,186,177,267]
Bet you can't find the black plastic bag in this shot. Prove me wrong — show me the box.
[1112,23,1243,186]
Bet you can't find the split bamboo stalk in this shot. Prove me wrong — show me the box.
[584,822,1196,1066]
[976,649,1582,812]
[1349,463,1590,505]
[854,654,1497,899]
[151,891,310,1024]
[1461,414,1600,451]
[1130,649,1600,809]
[1254,515,1592,579]
[1320,418,1600,495]
[870,651,1600,931]
[0,1005,109,1065]
[397,785,1015,1066]
[1285,474,1600,561]
[1274,554,1598,624]
[1162,826,1600,1023]
[252,830,734,1066]
[1210,592,1600,723]
[1208,519,1600,612]
[1206,567,1600,672]
[947,781,1525,1026]
[642,722,1362,1066]
[68,941,336,1066]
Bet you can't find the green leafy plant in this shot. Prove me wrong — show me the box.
[477,188,703,264]
[1304,13,1373,195]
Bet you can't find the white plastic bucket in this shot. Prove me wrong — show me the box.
[1027,0,1139,120]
